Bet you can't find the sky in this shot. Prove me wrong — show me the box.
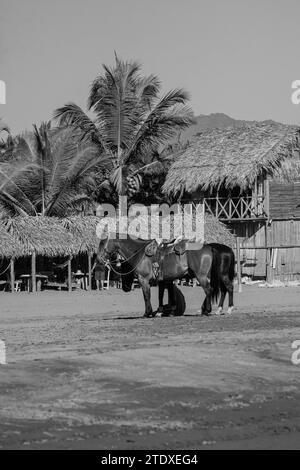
[0,0,300,134]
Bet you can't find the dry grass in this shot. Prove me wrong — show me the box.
[0,212,235,259]
[0,216,100,259]
[103,212,235,247]
[163,120,300,195]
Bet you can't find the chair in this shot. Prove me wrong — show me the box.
[14,280,21,292]
[0,280,7,291]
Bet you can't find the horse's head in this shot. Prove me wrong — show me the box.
[97,235,118,264]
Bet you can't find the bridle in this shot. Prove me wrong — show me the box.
[98,239,148,277]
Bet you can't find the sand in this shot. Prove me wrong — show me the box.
[0,285,300,449]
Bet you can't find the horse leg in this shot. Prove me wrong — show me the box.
[157,281,176,317]
[167,282,177,316]
[201,296,207,314]
[215,284,226,315]
[220,275,234,315]
[156,281,165,317]
[226,278,234,315]
[139,276,153,318]
[196,275,213,316]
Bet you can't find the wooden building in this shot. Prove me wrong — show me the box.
[163,121,300,282]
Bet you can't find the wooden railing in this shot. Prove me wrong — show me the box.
[202,196,267,220]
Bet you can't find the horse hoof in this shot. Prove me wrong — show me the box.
[143,313,154,318]
[227,307,234,315]
[156,311,163,318]
[215,307,223,316]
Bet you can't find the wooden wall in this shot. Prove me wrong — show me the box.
[230,221,266,278]
[268,219,300,281]
[229,219,300,281]
[269,181,300,219]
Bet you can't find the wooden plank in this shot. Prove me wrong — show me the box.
[269,181,300,219]
[10,258,15,293]
[264,179,270,218]
[236,237,242,292]
[31,252,36,293]
[88,253,92,291]
[68,258,72,292]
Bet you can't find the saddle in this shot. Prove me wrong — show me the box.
[145,239,203,281]
[145,239,203,258]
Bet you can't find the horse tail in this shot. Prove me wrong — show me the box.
[229,248,235,282]
[210,247,220,304]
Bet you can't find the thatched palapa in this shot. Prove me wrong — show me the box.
[103,213,235,247]
[0,214,235,259]
[0,224,24,258]
[163,121,300,195]
[0,216,100,259]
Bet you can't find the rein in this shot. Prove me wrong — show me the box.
[98,243,148,277]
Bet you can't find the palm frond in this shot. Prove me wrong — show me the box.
[124,92,194,163]
[131,160,165,176]
[53,103,108,149]
[110,165,124,195]
[0,119,10,135]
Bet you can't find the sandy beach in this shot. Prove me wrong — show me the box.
[0,284,299,449]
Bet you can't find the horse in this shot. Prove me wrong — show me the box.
[205,243,235,315]
[120,260,184,316]
[156,243,235,316]
[97,234,223,317]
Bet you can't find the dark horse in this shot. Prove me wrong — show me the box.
[205,243,235,315]
[157,244,234,316]
[98,234,235,317]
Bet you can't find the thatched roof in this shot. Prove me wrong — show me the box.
[103,212,235,248]
[59,216,100,254]
[0,224,23,258]
[0,213,235,258]
[203,214,235,247]
[0,216,100,258]
[163,121,300,195]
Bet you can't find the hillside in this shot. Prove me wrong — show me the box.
[175,112,252,144]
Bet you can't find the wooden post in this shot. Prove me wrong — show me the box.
[266,248,273,284]
[264,179,270,218]
[265,219,273,284]
[10,258,15,293]
[88,253,92,291]
[236,237,242,293]
[68,257,72,292]
[31,252,36,293]
[253,177,258,215]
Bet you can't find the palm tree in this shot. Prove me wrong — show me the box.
[54,55,194,200]
[0,122,104,217]
[0,118,10,136]
[0,118,12,161]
